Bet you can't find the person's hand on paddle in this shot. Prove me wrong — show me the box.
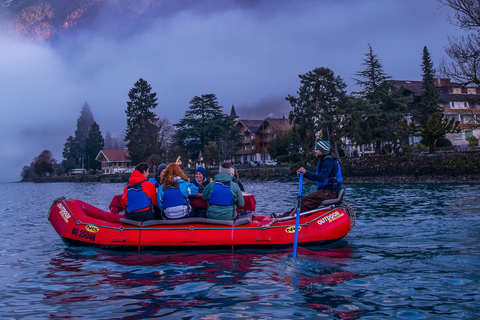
[297,167,307,175]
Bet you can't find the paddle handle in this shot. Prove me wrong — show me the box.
[293,173,303,258]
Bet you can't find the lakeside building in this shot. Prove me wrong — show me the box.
[230,106,292,163]
[95,149,132,174]
[390,78,480,147]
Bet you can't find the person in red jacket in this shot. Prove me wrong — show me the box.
[121,162,158,221]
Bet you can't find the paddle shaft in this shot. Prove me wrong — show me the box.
[293,173,303,258]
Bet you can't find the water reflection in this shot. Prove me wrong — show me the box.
[44,243,359,319]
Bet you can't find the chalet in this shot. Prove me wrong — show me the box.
[390,79,480,147]
[232,116,292,163]
[95,149,133,174]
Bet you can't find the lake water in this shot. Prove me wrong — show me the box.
[0,181,479,319]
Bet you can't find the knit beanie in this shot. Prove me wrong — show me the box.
[195,166,206,178]
[315,140,331,154]
[219,163,235,175]
[157,163,167,175]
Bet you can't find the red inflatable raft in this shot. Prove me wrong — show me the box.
[48,193,355,251]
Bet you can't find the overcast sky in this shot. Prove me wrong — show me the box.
[0,0,465,182]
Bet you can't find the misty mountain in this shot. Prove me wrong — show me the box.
[2,0,270,41]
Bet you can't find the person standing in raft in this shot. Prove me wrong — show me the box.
[121,162,157,221]
[295,140,343,213]
[192,166,209,191]
[158,163,198,219]
[202,162,244,220]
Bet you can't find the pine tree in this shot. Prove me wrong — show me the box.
[403,46,460,153]
[124,78,160,164]
[74,102,95,167]
[176,94,240,160]
[85,122,104,171]
[420,46,441,117]
[353,45,407,153]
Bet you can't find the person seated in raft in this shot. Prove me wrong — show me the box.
[232,167,245,192]
[158,163,198,219]
[149,163,167,189]
[202,162,245,220]
[121,162,158,221]
[192,166,209,191]
[191,166,209,218]
[294,140,343,213]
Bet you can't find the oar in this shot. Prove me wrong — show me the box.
[293,172,303,258]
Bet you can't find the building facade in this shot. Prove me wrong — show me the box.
[95,149,132,174]
[232,117,292,163]
[390,79,480,147]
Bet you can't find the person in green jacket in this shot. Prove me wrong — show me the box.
[202,162,245,220]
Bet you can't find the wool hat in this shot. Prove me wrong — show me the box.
[157,163,167,174]
[219,163,235,175]
[195,166,206,178]
[315,140,331,154]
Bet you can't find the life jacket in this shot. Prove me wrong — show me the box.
[126,180,152,213]
[163,186,189,208]
[315,155,343,189]
[209,181,234,206]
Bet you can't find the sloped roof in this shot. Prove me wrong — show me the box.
[95,149,130,162]
[389,80,423,95]
[236,120,264,132]
[264,117,292,131]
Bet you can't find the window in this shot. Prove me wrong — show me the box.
[467,88,476,94]
[453,87,462,94]
[452,132,463,140]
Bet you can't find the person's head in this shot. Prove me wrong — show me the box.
[135,162,149,178]
[219,162,235,176]
[155,163,167,183]
[195,166,207,183]
[314,140,331,157]
[161,163,189,189]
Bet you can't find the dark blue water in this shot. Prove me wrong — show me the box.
[1,182,479,319]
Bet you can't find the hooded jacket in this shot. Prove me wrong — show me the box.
[121,170,157,211]
[202,172,244,220]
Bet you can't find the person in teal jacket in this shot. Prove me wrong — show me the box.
[202,163,244,220]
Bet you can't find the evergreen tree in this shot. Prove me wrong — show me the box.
[62,135,77,173]
[176,94,241,160]
[104,130,113,149]
[85,122,104,171]
[420,46,441,117]
[124,78,160,164]
[287,67,349,159]
[74,102,95,167]
[353,45,407,153]
[403,46,460,153]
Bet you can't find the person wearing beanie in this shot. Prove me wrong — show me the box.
[149,163,167,189]
[294,140,343,213]
[193,166,209,191]
[202,162,244,220]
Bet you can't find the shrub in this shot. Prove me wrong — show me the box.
[467,136,479,147]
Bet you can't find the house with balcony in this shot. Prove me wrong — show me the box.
[390,79,480,147]
[95,149,133,174]
[232,116,292,163]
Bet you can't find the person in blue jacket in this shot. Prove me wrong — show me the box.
[296,140,343,212]
[158,163,198,219]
